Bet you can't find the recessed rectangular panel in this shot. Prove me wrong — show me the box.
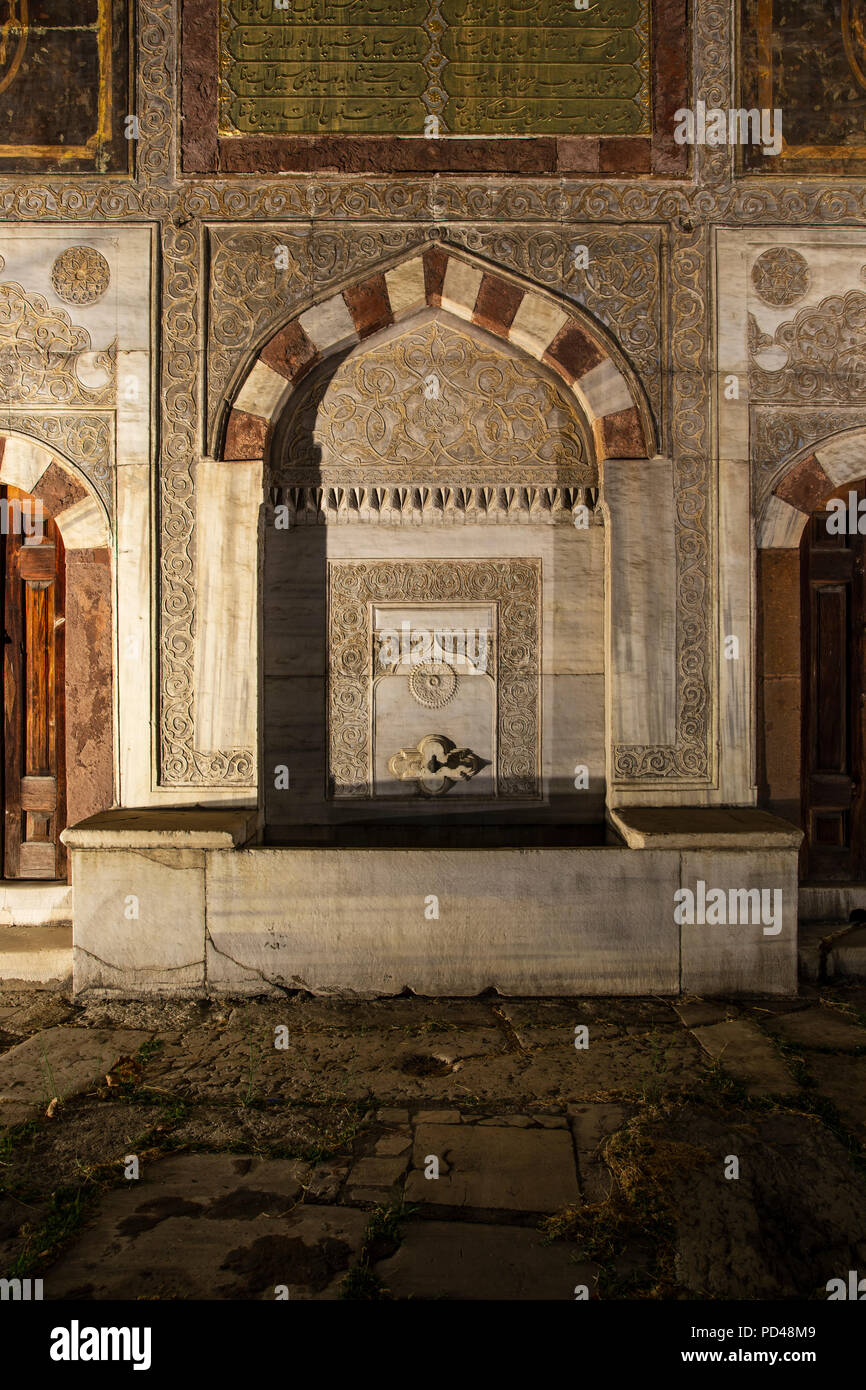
[218,0,651,136]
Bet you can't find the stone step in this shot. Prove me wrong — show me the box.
[799,921,866,982]
[827,923,866,980]
[0,924,73,986]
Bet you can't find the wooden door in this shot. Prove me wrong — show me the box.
[801,479,866,881]
[1,485,66,879]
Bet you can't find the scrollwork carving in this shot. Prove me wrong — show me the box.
[750,289,866,403]
[277,317,594,488]
[0,281,115,406]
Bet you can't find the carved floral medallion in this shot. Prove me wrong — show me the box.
[50,246,111,306]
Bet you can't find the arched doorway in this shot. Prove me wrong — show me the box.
[0,436,115,884]
[757,432,866,887]
[1,483,66,878]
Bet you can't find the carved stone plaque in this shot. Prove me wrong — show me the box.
[328,560,540,800]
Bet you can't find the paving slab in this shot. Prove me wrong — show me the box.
[375,1221,598,1300]
[0,994,75,1036]
[689,1020,797,1097]
[568,1102,632,1202]
[404,1123,580,1213]
[44,1154,368,1300]
[766,1006,866,1053]
[0,1026,151,1129]
[346,1155,409,1191]
[806,1055,866,1141]
[673,1000,735,1029]
[656,1107,866,1298]
[374,1133,412,1156]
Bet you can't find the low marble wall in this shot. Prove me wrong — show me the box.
[65,810,800,999]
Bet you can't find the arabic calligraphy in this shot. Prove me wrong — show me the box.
[219,0,650,136]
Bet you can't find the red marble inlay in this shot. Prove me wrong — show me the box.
[544,322,607,384]
[600,408,647,459]
[260,320,320,383]
[472,274,524,335]
[223,409,268,461]
[343,273,393,339]
[775,455,834,514]
[423,247,448,307]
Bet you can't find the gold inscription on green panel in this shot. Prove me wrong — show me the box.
[219,0,651,137]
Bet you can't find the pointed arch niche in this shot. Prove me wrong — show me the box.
[216,242,657,845]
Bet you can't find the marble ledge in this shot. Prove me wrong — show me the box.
[609,806,803,851]
[61,807,259,851]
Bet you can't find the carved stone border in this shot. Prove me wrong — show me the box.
[14,0,851,792]
[328,559,541,799]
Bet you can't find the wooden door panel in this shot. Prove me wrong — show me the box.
[813,586,848,772]
[801,479,866,880]
[1,485,66,880]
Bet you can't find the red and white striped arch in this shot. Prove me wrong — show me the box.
[219,246,656,464]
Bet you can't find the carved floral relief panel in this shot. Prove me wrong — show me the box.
[328,559,540,800]
[276,315,595,490]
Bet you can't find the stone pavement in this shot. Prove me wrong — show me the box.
[1,984,866,1300]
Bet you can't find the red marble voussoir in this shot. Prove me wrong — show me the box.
[343,274,394,339]
[774,454,834,514]
[423,247,449,307]
[259,321,320,384]
[600,408,647,459]
[472,274,524,335]
[223,409,268,461]
[544,322,607,384]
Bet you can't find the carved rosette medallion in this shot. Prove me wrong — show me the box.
[409,660,458,709]
[751,249,811,308]
[50,246,111,306]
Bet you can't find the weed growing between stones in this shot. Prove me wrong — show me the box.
[542,1107,711,1298]
[339,1202,415,1301]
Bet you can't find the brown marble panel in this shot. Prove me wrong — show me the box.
[760,549,801,679]
[652,0,689,175]
[556,137,600,172]
[217,137,557,175]
[598,139,652,173]
[181,0,219,173]
[223,410,268,461]
[65,548,113,828]
[762,678,802,807]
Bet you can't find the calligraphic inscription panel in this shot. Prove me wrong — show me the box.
[219,0,651,137]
